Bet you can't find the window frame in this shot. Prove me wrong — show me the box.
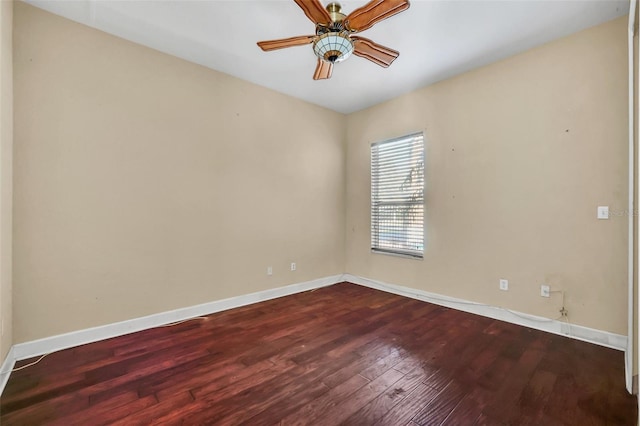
[370,132,425,260]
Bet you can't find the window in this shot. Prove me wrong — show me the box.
[371,132,424,259]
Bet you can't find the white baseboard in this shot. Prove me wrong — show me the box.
[0,346,16,396]
[9,275,343,365]
[0,273,627,397]
[344,274,627,352]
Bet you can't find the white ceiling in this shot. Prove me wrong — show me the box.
[25,0,629,114]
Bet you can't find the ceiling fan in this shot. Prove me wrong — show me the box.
[257,0,410,80]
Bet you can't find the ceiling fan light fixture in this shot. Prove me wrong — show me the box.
[313,31,354,63]
[257,0,410,79]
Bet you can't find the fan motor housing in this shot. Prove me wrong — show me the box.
[326,2,346,23]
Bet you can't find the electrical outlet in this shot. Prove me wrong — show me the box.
[597,206,609,220]
[499,279,508,291]
[541,285,550,298]
[267,266,272,276]
[290,262,296,271]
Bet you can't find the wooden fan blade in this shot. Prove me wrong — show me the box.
[352,36,399,68]
[345,0,410,33]
[313,58,333,80]
[293,0,332,25]
[257,35,316,51]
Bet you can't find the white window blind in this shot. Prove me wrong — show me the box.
[371,132,424,258]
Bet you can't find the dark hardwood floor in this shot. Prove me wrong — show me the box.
[1,282,636,425]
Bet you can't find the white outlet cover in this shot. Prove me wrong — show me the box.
[541,285,550,297]
[290,262,296,271]
[499,279,508,291]
[267,266,272,276]
[597,206,609,219]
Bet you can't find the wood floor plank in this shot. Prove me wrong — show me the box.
[48,390,142,426]
[0,282,636,425]
[184,360,336,425]
[0,372,85,406]
[411,379,467,425]
[1,390,90,425]
[311,367,405,425]
[279,373,370,426]
[358,347,407,381]
[134,356,242,398]
[344,363,430,426]
[108,391,193,426]
[440,386,490,425]
[320,342,393,389]
[373,382,441,425]
[480,336,549,423]
[517,369,556,412]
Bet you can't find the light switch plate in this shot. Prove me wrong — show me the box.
[499,279,508,291]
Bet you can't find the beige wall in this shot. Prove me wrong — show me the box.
[346,17,629,335]
[11,2,632,345]
[13,2,345,343]
[0,0,13,361]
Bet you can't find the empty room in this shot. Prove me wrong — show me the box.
[0,0,638,424]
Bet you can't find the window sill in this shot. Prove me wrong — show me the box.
[371,249,423,260]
